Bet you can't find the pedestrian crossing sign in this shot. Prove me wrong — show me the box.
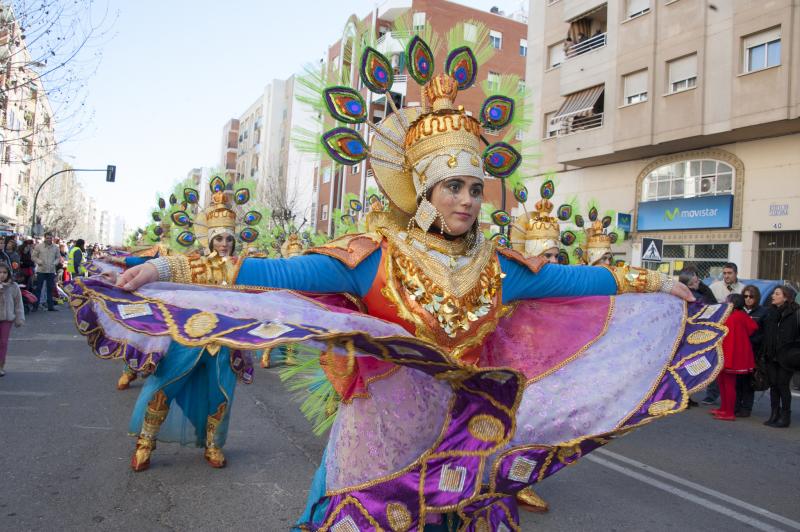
[641,238,663,262]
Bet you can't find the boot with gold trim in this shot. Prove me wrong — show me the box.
[116,367,137,390]
[204,403,227,468]
[131,390,169,472]
[516,486,550,513]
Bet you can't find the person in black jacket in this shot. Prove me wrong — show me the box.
[761,285,799,428]
[736,285,767,417]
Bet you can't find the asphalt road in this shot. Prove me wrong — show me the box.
[1,307,799,531]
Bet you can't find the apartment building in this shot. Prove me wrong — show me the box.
[219,118,239,183]
[312,0,529,235]
[0,3,58,234]
[527,0,800,284]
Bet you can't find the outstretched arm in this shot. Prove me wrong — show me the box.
[500,257,693,304]
[115,251,381,297]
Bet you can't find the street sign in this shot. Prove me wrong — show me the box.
[617,212,632,233]
[641,237,663,262]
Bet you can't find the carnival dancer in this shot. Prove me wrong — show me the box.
[71,32,728,531]
[572,202,622,266]
[95,177,263,469]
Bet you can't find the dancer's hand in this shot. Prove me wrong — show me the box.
[670,282,696,302]
[101,271,118,284]
[116,263,158,291]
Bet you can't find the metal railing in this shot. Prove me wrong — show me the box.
[565,32,607,59]
[549,112,604,136]
[376,31,412,49]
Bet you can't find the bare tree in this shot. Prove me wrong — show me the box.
[0,0,116,156]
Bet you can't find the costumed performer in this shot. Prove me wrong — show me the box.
[71,33,729,532]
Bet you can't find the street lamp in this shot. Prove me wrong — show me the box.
[30,165,116,236]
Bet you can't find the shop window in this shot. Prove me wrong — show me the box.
[641,159,732,201]
[758,231,800,285]
[648,243,730,278]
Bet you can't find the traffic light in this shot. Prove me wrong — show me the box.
[106,164,116,182]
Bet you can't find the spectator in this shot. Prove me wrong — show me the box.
[762,285,799,428]
[32,232,60,311]
[710,262,744,303]
[577,31,587,43]
[4,237,20,278]
[0,262,24,376]
[67,239,86,278]
[563,36,574,54]
[678,267,715,304]
[18,240,35,289]
[736,285,767,417]
[712,294,757,421]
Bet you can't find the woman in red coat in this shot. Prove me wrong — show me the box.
[713,293,758,421]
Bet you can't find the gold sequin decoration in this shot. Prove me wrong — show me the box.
[467,414,505,443]
[185,312,219,338]
[687,330,716,345]
[386,502,412,532]
[447,155,458,168]
[647,399,677,416]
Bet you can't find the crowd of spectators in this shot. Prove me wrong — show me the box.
[679,262,800,428]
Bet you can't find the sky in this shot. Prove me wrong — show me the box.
[63,0,526,230]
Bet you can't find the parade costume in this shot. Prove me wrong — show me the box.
[69,32,730,531]
[571,203,623,266]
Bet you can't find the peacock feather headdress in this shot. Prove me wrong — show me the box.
[315,27,528,236]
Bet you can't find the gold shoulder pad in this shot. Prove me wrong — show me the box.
[304,232,383,269]
[496,246,548,274]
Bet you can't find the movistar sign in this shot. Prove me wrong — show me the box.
[637,195,733,231]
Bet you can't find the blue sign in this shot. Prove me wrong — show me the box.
[637,195,733,231]
[617,212,632,232]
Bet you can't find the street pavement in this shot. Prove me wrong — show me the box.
[1,306,799,531]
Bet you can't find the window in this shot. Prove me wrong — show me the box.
[489,30,502,50]
[487,71,500,91]
[626,0,650,19]
[321,204,329,221]
[743,27,781,73]
[547,42,566,69]
[519,39,528,57]
[667,54,697,94]
[641,159,734,201]
[412,12,426,30]
[463,22,477,42]
[623,70,648,105]
[352,163,360,174]
[544,112,558,138]
[322,166,331,184]
[517,79,526,95]
[546,0,560,5]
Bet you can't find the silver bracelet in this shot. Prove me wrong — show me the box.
[150,257,171,282]
[660,275,675,293]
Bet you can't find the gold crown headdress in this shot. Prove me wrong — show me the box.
[166,176,264,250]
[505,179,575,262]
[573,204,620,265]
[318,33,523,235]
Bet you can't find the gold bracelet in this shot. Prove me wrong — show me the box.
[608,265,662,293]
[164,256,191,284]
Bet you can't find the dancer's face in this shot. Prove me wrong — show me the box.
[429,176,483,237]
[211,234,234,257]
[542,247,559,264]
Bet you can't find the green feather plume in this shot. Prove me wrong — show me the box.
[446,19,494,66]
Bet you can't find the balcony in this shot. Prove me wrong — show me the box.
[376,31,410,56]
[550,112,604,136]
[566,32,607,59]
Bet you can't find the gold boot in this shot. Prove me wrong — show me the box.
[517,486,549,513]
[117,368,137,390]
[204,403,227,468]
[131,391,169,472]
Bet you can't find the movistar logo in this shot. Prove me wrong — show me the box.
[664,206,719,221]
[664,207,680,221]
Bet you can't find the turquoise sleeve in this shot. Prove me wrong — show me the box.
[124,256,149,267]
[234,251,381,298]
[499,255,617,304]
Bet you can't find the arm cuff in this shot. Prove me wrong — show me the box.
[606,265,670,294]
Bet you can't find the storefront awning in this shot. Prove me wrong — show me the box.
[553,85,604,119]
